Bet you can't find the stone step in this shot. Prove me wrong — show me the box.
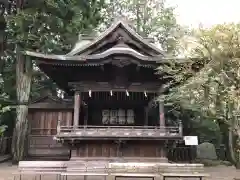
[66,160,205,174]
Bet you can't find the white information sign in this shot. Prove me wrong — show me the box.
[184,136,198,146]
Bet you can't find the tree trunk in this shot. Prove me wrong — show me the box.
[135,0,140,34]
[235,133,240,169]
[12,106,29,163]
[228,127,236,163]
[11,47,32,163]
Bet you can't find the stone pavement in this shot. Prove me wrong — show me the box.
[0,162,239,180]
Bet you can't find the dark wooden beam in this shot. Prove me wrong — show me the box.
[28,102,73,109]
[68,81,161,93]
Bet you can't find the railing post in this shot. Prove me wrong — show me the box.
[144,106,149,127]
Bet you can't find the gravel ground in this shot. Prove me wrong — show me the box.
[0,162,239,180]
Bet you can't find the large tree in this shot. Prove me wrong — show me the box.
[164,23,240,167]
[103,0,188,55]
[4,0,106,163]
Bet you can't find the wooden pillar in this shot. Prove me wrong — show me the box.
[116,140,122,157]
[179,120,183,136]
[73,91,80,128]
[158,97,168,162]
[56,119,61,135]
[159,100,165,127]
[84,105,88,126]
[144,107,149,126]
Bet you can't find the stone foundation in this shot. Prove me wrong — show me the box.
[66,160,204,174]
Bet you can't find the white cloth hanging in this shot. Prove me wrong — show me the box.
[110,110,118,124]
[127,109,134,124]
[118,109,126,124]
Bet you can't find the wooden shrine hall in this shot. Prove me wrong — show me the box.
[26,20,183,161]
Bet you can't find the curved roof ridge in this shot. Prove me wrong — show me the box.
[90,46,148,59]
[26,49,162,62]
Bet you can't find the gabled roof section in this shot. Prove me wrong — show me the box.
[31,95,72,104]
[29,95,73,109]
[67,19,165,57]
[25,19,166,64]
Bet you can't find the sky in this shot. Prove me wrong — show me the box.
[167,0,240,27]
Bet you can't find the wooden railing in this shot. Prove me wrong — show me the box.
[167,146,196,162]
[55,125,183,139]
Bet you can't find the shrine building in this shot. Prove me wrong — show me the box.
[26,20,183,162]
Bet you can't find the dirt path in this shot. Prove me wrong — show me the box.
[0,162,239,180]
[205,165,240,180]
[0,162,17,180]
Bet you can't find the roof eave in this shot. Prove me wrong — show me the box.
[26,50,164,64]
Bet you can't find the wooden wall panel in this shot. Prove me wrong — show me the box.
[133,144,141,157]
[133,142,159,157]
[96,144,102,157]
[79,141,162,158]
[109,144,117,157]
[28,135,70,158]
[78,146,85,157]
[75,142,118,158]
[28,110,73,159]
[102,143,109,157]
[29,110,73,135]
[73,141,166,160]
[88,144,94,157]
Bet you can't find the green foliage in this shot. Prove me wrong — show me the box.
[164,103,222,146]
[2,0,106,100]
[0,95,11,136]
[171,24,240,128]
[6,0,106,53]
[0,0,107,145]
[0,124,7,136]
[193,118,222,145]
[104,0,188,55]
[162,23,240,164]
[3,0,107,162]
